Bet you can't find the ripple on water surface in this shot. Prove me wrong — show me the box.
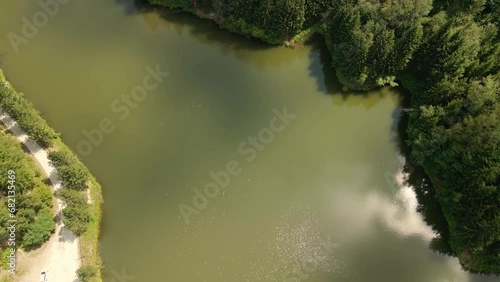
[246,204,349,281]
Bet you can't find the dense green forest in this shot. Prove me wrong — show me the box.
[150,0,500,274]
[0,130,55,256]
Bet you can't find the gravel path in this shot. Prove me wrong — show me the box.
[0,109,80,282]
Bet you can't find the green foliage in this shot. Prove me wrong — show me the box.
[62,204,91,235]
[348,4,500,271]
[149,0,194,12]
[1,0,497,275]
[58,165,89,190]
[0,131,55,252]
[468,21,500,77]
[408,78,500,273]
[49,150,90,190]
[434,0,487,16]
[149,0,332,43]
[22,208,55,248]
[33,185,54,208]
[76,265,98,282]
[406,3,500,271]
[0,248,12,270]
[56,188,87,206]
[223,15,282,44]
[304,0,331,27]
[0,72,58,147]
[0,131,38,194]
[225,0,309,42]
[56,189,91,235]
[47,150,73,167]
[429,17,481,84]
[324,0,432,89]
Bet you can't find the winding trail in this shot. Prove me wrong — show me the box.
[0,109,80,282]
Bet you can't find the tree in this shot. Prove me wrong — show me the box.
[62,205,91,235]
[408,73,500,273]
[325,0,432,90]
[22,209,55,248]
[56,189,91,235]
[49,150,90,190]
[58,165,89,190]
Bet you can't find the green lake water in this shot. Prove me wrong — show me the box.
[0,1,497,281]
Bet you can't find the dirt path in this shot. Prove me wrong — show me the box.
[0,109,80,282]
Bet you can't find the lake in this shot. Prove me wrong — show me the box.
[0,1,497,281]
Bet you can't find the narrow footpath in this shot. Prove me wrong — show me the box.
[0,109,80,282]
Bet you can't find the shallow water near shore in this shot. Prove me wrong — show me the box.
[0,1,497,281]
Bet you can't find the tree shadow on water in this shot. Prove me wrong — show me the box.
[111,0,312,70]
[116,0,273,51]
[158,11,271,51]
[305,34,341,95]
[305,35,394,110]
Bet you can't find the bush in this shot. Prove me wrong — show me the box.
[48,150,73,167]
[56,189,91,235]
[0,248,12,270]
[58,165,89,190]
[32,185,54,209]
[76,265,98,282]
[0,131,39,194]
[49,150,90,190]
[62,205,91,235]
[56,189,87,206]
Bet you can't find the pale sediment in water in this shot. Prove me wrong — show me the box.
[367,163,436,241]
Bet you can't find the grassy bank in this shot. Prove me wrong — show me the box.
[0,69,103,281]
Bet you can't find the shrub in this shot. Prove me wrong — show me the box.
[62,205,91,235]
[0,248,12,270]
[32,185,54,209]
[48,150,73,167]
[76,265,98,282]
[58,165,89,190]
[56,189,91,235]
[56,189,87,206]
[22,208,55,248]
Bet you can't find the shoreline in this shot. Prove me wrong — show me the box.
[0,69,103,281]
